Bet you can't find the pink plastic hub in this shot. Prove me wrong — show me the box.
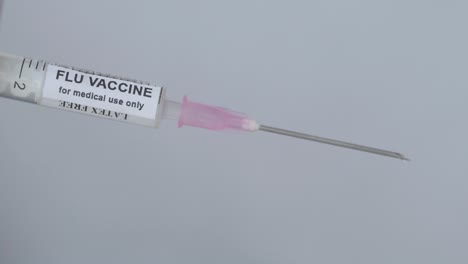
[178,96,259,131]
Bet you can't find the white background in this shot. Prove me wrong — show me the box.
[1,0,467,263]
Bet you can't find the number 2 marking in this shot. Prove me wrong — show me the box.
[14,81,26,90]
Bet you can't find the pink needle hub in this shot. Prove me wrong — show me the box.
[177,96,259,132]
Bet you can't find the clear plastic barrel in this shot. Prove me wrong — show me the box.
[0,52,167,127]
[0,53,46,103]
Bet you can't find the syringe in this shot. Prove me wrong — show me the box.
[0,52,408,160]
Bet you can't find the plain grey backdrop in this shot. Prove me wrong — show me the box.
[0,0,467,263]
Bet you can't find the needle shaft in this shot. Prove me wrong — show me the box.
[259,125,408,161]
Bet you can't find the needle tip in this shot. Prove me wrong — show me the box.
[393,152,410,161]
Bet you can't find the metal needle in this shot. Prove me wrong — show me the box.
[259,125,409,161]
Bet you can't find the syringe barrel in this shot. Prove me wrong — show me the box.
[0,52,166,127]
[0,53,43,103]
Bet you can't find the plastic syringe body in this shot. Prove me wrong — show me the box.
[0,52,259,132]
[0,52,409,160]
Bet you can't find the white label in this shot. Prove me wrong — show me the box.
[42,65,162,120]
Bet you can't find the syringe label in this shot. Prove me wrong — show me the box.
[42,65,162,120]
